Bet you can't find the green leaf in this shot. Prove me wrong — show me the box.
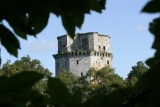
[149,18,160,49]
[72,91,82,105]
[85,93,106,107]
[142,0,160,13]
[61,15,76,38]
[0,88,45,107]
[49,0,106,37]
[0,71,43,93]
[27,0,50,34]
[5,0,49,37]
[27,90,47,107]
[5,1,36,37]
[0,24,20,57]
[47,77,72,106]
[12,27,27,40]
[99,0,106,10]
[89,0,106,13]
[1,0,106,56]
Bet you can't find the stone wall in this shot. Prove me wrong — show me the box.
[54,32,112,77]
[57,32,110,53]
[57,35,68,53]
[66,36,73,52]
[90,54,112,70]
[69,55,91,76]
[54,51,112,76]
[55,57,69,75]
[93,33,110,52]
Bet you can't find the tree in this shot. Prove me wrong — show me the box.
[1,60,12,77]
[83,67,129,107]
[92,67,126,94]
[55,67,126,102]
[0,1,106,105]
[123,1,160,106]
[0,0,106,57]
[0,72,46,107]
[56,70,78,93]
[0,55,52,93]
[73,67,126,101]
[127,61,149,87]
[0,1,160,107]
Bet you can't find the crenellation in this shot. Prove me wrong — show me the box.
[53,32,112,76]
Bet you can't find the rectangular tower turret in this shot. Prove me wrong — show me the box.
[53,32,112,76]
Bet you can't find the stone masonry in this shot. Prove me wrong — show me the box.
[53,32,112,76]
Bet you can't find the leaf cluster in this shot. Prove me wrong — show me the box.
[0,61,151,107]
[0,72,44,107]
[56,70,78,92]
[1,0,160,107]
[123,1,160,107]
[126,61,149,87]
[0,0,106,57]
[0,55,52,94]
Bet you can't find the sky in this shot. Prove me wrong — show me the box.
[1,0,159,78]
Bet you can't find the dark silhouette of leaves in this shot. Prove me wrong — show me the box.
[142,0,160,13]
[0,71,43,93]
[0,71,44,106]
[47,77,72,107]
[0,24,20,57]
[0,0,106,56]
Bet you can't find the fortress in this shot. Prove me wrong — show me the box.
[53,32,112,76]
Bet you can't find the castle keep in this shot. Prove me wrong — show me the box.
[53,32,112,76]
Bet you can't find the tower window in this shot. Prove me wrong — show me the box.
[81,72,83,77]
[81,45,83,49]
[57,63,59,68]
[62,44,66,47]
[99,45,101,51]
[103,46,106,51]
[76,60,79,64]
[65,61,66,66]
[107,60,109,65]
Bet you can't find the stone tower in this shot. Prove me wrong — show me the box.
[53,32,112,76]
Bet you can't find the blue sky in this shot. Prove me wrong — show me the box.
[1,0,158,78]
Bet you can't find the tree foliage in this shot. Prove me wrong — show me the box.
[0,72,44,106]
[0,0,106,57]
[127,61,149,87]
[0,55,52,93]
[82,67,128,107]
[55,67,126,103]
[56,70,78,92]
[123,1,160,107]
[89,67,126,95]
[0,0,160,107]
[1,55,51,76]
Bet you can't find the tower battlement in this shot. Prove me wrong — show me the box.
[53,51,112,59]
[53,32,112,76]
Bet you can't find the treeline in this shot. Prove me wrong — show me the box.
[0,55,150,107]
[0,0,160,106]
[57,61,149,103]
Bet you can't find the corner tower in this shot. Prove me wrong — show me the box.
[53,32,112,76]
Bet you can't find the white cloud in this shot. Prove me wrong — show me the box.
[27,39,57,53]
[135,24,147,31]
